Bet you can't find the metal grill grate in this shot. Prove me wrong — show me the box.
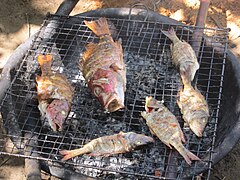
[0,14,228,179]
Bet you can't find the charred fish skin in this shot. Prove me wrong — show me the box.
[59,131,154,161]
[81,17,126,112]
[141,96,200,165]
[36,54,74,131]
[177,84,210,137]
[161,27,199,85]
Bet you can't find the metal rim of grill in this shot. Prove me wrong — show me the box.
[0,8,229,179]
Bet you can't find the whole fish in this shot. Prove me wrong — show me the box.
[36,54,74,131]
[177,84,209,137]
[161,27,199,85]
[60,131,154,161]
[81,17,126,112]
[141,96,200,165]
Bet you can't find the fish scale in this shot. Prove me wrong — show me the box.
[36,54,74,131]
[141,96,200,165]
[60,131,154,161]
[81,17,126,112]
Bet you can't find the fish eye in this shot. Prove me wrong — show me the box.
[94,87,102,97]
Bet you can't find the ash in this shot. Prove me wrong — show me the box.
[2,15,224,179]
[53,52,185,178]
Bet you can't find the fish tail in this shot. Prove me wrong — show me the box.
[84,17,111,37]
[177,145,201,165]
[37,54,53,75]
[180,70,191,86]
[161,27,179,43]
[59,147,89,161]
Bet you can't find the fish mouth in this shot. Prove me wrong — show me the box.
[45,112,63,132]
[45,110,64,132]
[105,95,124,112]
[189,122,204,137]
[192,129,203,137]
[141,136,155,144]
[51,122,63,132]
[45,99,69,131]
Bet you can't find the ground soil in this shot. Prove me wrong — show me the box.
[0,0,240,179]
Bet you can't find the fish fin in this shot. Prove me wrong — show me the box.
[161,27,179,43]
[180,129,186,144]
[83,42,97,61]
[165,143,172,149]
[79,59,84,71]
[162,140,172,149]
[176,98,182,110]
[184,149,201,165]
[170,44,173,52]
[59,150,75,161]
[118,131,124,136]
[180,70,191,86]
[37,54,53,75]
[145,96,164,110]
[89,150,121,157]
[88,152,105,156]
[110,62,123,71]
[35,75,41,82]
[84,17,111,37]
[115,38,123,49]
[149,128,156,136]
[59,148,87,161]
[177,146,201,165]
[141,111,147,119]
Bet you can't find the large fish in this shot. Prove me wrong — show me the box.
[60,131,154,161]
[81,17,126,112]
[141,96,200,165]
[177,84,210,137]
[36,54,74,131]
[161,27,199,85]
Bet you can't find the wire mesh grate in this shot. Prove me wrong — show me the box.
[0,14,228,179]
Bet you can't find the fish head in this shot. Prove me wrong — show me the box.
[88,69,125,112]
[189,117,208,137]
[122,132,154,148]
[145,96,164,113]
[45,99,70,131]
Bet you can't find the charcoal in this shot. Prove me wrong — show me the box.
[0,14,229,179]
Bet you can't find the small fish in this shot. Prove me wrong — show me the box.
[59,131,154,161]
[141,96,200,165]
[177,84,210,137]
[81,17,126,112]
[36,54,74,131]
[161,27,199,85]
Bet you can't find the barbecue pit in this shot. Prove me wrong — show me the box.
[0,6,237,180]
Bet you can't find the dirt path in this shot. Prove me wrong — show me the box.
[0,0,240,179]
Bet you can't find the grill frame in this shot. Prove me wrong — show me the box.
[0,8,229,179]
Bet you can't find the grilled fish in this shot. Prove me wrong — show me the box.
[81,17,126,112]
[60,131,154,161]
[177,84,209,137]
[141,96,200,165]
[161,27,199,85]
[36,54,74,131]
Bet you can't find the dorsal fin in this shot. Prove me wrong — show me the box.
[83,42,97,61]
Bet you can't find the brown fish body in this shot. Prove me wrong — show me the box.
[161,27,199,85]
[177,84,209,137]
[36,54,74,131]
[60,131,154,161]
[141,96,200,165]
[81,17,126,112]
